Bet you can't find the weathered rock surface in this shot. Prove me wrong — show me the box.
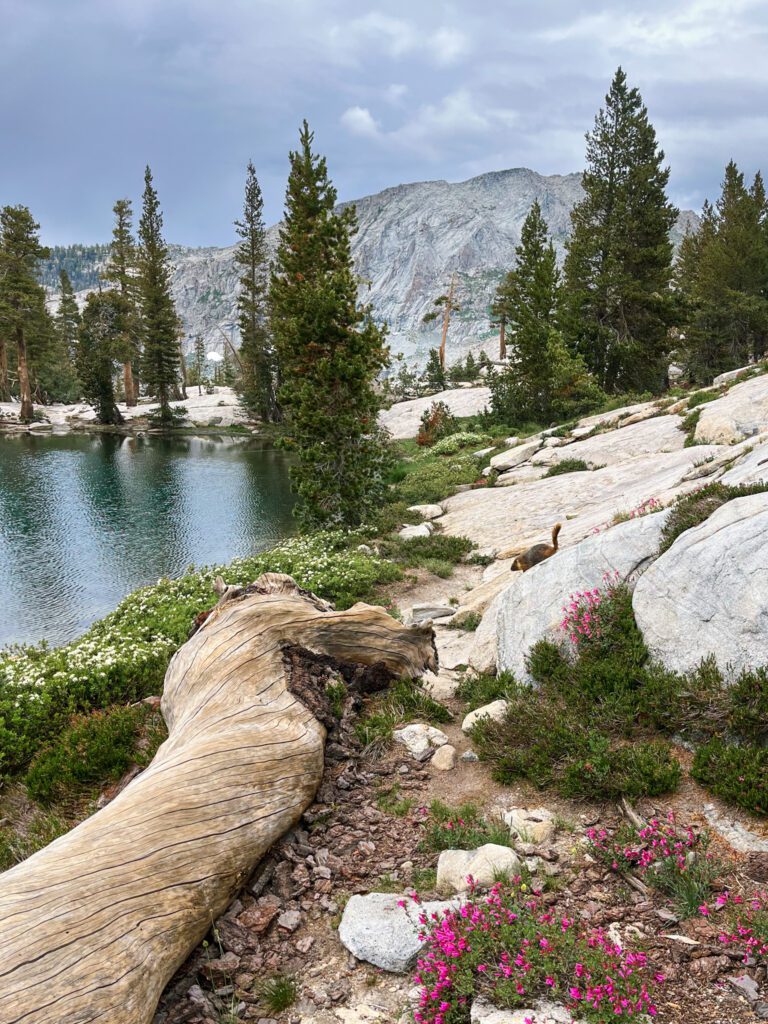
[409,603,456,624]
[490,438,542,471]
[462,700,509,733]
[468,591,504,674]
[398,523,434,539]
[575,401,658,431]
[695,374,768,444]
[713,365,753,387]
[422,668,461,701]
[434,626,475,670]
[633,493,768,677]
[536,414,684,469]
[471,998,581,1023]
[439,442,721,552]
[393,723,449,761]
[497,512,669,680]
[504,807,557,845]
[381,387,491,439]
[720,434,768,485]
[407,504,444,520]
[437,844,520,892]
[338,893,455,972]
[430,744,457,771]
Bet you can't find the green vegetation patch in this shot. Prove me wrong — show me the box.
[420,799,510,853]
[543,458,594,477]
[659,482,768,553]
[393,453,482,504]
[354,678,451,752]
[692,739,768,816]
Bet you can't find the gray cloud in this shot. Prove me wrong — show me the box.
[1,0,767,245]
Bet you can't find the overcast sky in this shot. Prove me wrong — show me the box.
[2,0,766,246]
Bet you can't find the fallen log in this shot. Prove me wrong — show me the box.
[0,573,437,1024]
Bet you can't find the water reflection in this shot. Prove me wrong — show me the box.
[0,432,294,647]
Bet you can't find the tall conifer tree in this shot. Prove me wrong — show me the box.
[0,206,50,419]
[77,291,124,425]
[562,68,678,393]
[137,167,179,423]
[270,122,390,528]
[234,161,277,420]
[102,198,141,405]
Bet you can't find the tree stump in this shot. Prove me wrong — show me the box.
[0,573,437,1024]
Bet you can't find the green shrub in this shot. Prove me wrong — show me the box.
[680,408,701,445]
[24,704,165,805]
[0,810,69,872]
[421,799,510,853]
[728,667,768,744]
[429,431,491,456]
[355,678,451,751]
[686,389,720,409]
[447,611,481,632]
[543,458,593,477]
[394,455,481,504]
[659,482,768,553]
[692,739,768,816]
[456,670,516,710]
[0,532,400,780]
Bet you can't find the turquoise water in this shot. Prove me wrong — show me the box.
[0,432,294,648]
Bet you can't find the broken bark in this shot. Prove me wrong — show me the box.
[0,573,436,1024]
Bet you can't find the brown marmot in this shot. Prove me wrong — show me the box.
[511,523,561,572]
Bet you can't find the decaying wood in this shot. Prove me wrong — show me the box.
[0,573,437,1024]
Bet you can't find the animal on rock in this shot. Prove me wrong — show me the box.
[511,523,562,572]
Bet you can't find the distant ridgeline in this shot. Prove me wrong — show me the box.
[40,244,110,291]
[37,168,700,363]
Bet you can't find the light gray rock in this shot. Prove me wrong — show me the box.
[393,723,449,761]
[539,414,685,469]
[702,804,768,854]
[381,387,492,439]
[422,668,461,701]
[398,523,433,539]
[407,503,444,520]
[471,998,581,1023]
[462,700,509,733]
[713,365,753,386]
[409,603,456,624]
[474,446,497,458]
[497,512,668,681]
[467,591,503,674]
[461,750,480,762]
[338,893,456,973]
[695,373,768,444]
[489,439,542,472]
[430,744,457,771]
[434,626,475,670]
[633,494,768,677]
[720,434,768,485]
[437,844,520,892]
[504,807,556,845]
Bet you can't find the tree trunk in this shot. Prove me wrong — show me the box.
[0,574,436,1024]
[499,319,507,360]
[439,273,456,370]
[0,338,9,402]
[16,326,33,421]
[123,360,137,406]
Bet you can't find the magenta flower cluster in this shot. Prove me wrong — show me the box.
[699,891,768,962]
[586,813,699,876]
[412,882,662,1024]
[560,571,619,646]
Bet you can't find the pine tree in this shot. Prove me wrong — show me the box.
[422,274,460,368]
[102,198,141,405]
[490,202,603,424]
[234,161,277,420]
[137,167,180,423]
[423,347,447,392]
[56,270,80,359]
[562,68,678,393]
[0,206,50,419]
[32,269,80,403]
[270,121,390,528]
[192,334,207,395]
[675,163,768,381]
[490,280,511,359]
[77,291,123,424]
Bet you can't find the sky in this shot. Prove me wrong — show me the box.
[2,0,767,246]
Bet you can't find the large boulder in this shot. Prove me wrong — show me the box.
[490,438,543,472]
[438,443,721,552]
[462,700,509,732]
[720,434,768,486]
[379,387,491,440]
[338,893,456,972]
[436,844,520,892]
[694,374,768,444]
[497,512,669,680]
[531,414,685,469]
[633,493,768,677]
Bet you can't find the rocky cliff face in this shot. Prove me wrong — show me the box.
[45,168,699,366]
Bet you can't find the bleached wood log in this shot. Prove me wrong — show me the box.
[0,573,436,1024]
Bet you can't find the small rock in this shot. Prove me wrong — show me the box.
[277,910,301,932]
[504,807,556,845]
[393,723,449,761]
[473,447,496,458]
[410,603,456,624]
[407,503,444,520]
[200,951,240,980]
[462,700,509,733]
[238,899,280,934]
[471,997,579,1023]
[338,892,457,973]
[461,750,479,762]
[728,973,761,1004]
[436,844,520,893]
[398,523,433,539]
[430,744,457,771]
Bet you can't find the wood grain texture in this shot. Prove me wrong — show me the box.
[0,573,437,1024]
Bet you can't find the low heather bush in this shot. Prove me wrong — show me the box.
[692,739,768,816]
[420,800,510,853]
[659,482,768,553]
[411,882,663,1023]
